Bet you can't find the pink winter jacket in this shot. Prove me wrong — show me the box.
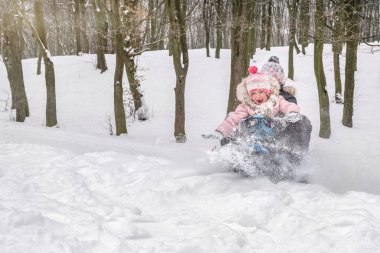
[216,95,299,137]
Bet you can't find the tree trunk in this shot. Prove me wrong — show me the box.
[248,0,256,58]
[260,0,266,49]
[37,50,42,75]
[53,0,63,55]
[333,52,343,103]
[148,0,157,50]
[228,0,250,113]
[342,0,362,127]
[74,0,82,55]
[202,0,211,57]
[104,20,110,53]
[249,0,257,57]
[375,0,380,41]
[159,2,168,50]
[288,0,298,80]
[125,56,144,117]
[123,0,149,121]
[314,0,331,138]
[274,3,281,46]
[67,0,76,54]
[332,1,343,104]
[300,0,310,54]
[0,17,2,56]
[34,0,57,127]
[110,0,127,135]
[342,42,357,127]
[2,12,30,122]
[80,0,90,54]
[265,0,272,51]
[215,0,223,58]
[17,16,25,59]
[288,47,295,78]
[166,0,189,143]
[222,0,231,48]
[93,0,108,73]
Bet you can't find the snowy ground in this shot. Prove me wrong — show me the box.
[1,45,380,252]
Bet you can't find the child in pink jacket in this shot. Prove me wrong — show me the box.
[216,67,299,138]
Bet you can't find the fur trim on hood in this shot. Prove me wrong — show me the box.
[283,85,297,96]
[236,75,280,107]
[236,75,280,117]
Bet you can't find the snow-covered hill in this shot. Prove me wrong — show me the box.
[1,45,380,252]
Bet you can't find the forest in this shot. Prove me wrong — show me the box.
[1,2,380,251]
[1,0,379,141]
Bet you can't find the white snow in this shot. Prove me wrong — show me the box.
[1,44,380,252]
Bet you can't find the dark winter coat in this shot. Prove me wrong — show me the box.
[280,86,298,104]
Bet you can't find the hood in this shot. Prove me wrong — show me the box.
[283,86,297,96]
[236,76,280,109]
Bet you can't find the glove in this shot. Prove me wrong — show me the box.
[201,131,224,140]
[284,112,302,123]
[220,137,235,146]
[271,117,287,132]
[255,102,274,117]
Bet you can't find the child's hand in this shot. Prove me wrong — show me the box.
[271,117,287,131]
[220,137,235,146]
[201,131,224,140]
[256,103,274,117]
[271,113,302,131]
[284,112,302,123]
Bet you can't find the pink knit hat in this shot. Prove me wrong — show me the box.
[246,66,272,96]
[261,62,286,85]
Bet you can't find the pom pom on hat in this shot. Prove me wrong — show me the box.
[248,66,258,75]
[268,56,280,64]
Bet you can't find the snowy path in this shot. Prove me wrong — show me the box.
[1,142,380,253]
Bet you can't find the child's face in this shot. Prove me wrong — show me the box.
[251,91,269,105]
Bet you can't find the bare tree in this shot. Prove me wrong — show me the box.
[227,0,250,112]
[52,0,64,55]
[93,0,108,73]
[247,0,256,58]
[202,0,211,57]
[33,0,58,127]
[222,0,231,48]
[146,0,166,50]
[265,0,272,50]
[260,0,266,49]
[74,0,82,55]
[165,0,189,143]
[110,0,127,135]
[123,0,149,121]
[331,0,343,104]
[80,0,90,54]
[2,7,30,122]
[342,0,363,127]
[314,0,330,138]
[214,0,223,58]
[287,0,299,80]
[274,1,286,46]
[299,0,310,54]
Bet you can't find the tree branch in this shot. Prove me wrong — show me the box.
[16,7,51,63]
[94,0,115,24]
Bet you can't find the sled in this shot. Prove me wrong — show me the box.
[220,114,303,183]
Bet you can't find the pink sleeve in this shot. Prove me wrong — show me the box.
[216,104,250,137]
[278,96,300,114]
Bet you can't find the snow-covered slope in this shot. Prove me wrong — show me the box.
[1,45,380,252]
